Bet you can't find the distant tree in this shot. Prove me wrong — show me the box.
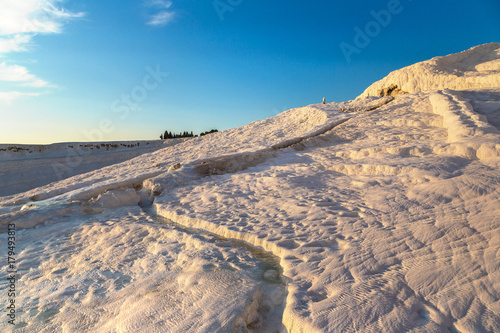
[200,129,219,136]
[160,133,164,140]
[161,129,213,139]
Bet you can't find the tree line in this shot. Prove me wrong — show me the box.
[160,129,218,140]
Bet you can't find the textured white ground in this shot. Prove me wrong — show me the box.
[0,103,353,208]
[1,206,285,332]
[0,140,176,197]
[1,45,500,332]
[156,88,500,332]
[358,43,500,98]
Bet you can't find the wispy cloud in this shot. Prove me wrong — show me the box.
[145,0,173,9]
[0,34,32,54]
[144,0,175,27]
[0,91,40,104]
[0,0,84,35]
[147,11,175,26]
[0,62,48,86]
[0,0,84,102]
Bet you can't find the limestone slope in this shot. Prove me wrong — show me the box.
[358,42,500,98]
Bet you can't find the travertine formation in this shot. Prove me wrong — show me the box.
[358,43,500,98]
[1,44,499,332]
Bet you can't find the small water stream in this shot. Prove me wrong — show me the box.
[144,208,288,333]
[1,199,288,332]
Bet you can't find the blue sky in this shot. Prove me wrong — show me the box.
[0,0,499,144]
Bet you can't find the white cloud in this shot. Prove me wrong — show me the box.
[0,62,49,90]
[0,91,40,104]
[21,78,48,87]
[0,62,46,84]
[0,0,84,36]
[146,0,173,9]
[144,0,175,27]
[0,34,32,54]
[147,11,175,26]
[0,0,83,102]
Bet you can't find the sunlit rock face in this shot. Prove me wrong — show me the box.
[358,43,500,98]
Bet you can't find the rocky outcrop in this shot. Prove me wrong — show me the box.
[377,84,408,97]
[358,43,500,98]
